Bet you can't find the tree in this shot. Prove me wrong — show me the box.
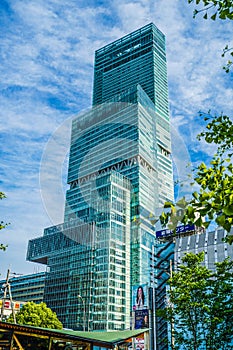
[160,2,233,242]
[7,302,63,329]
[158,252,233,350]
[160,114,233,242]
[0,192,8,251]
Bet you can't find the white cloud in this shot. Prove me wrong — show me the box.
[0,0,232,276]
[113,1,152,31]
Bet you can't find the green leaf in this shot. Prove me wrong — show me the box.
[216,214,226,226]
[164,201,173,208]
[211,12,217,20]
[201,192,211,200]
[193,9,198,17]
[186,206,195,219]
[193,191,199,200]
[176,197,188,209]
[219,12,226,19]
[202,221,210,228]
[226,235,233,244]
[194,216,203,227]
[222,205,233,216]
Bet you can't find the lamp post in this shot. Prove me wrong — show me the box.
[77,295,86,331]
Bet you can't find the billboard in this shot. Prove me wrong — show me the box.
[132,284,148,310]
[135,309,149,329]
[0,299,25,317]
[134,334,145,350]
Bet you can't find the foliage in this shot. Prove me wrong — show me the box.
[0,192,8,251]
[197,113,233,155]
[160,114,233,243]
[188,0,233,20]
[160,1,233,242]
[158,252,233,350]
[188,1,233,72]
[7,302,63,329]
[222,45,233,73]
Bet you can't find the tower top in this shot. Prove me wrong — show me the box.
[95,23,165,56]
[93,22,167,107]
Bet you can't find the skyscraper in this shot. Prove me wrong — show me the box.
[27,23,174,332]
[93,23,173,207]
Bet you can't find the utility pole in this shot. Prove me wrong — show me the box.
[152,245,157,350]
[1,269,16,323]
[170,259,175,350]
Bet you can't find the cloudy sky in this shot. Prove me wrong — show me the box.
[0,0,232,277]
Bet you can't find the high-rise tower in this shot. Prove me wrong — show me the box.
[93,23,173,207]
[27,23,174,332]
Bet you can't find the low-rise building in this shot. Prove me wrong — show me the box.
[0,271,46,303]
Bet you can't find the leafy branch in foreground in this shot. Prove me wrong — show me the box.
[188,0,233,20]
[0,192,8,251]
[187,1,233,72]
[197,112,233,156]
[158,252,233,350]
[222,45,233,73]
[160,114,233,243]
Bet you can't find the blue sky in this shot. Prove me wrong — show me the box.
[0,0,232,277]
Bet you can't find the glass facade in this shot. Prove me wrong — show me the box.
[175,227,233,269]
[27,23,174,332]
[153,227,233,350]
[151,240,175,350]
[0,272,46,304]
[93,23,173,207]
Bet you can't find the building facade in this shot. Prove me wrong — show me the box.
[93,23,173,207]
[0,272,46,304]
[27,23,174,333]
[153,227,233,350]
[0,272,45,321]
[175,227,233,270]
